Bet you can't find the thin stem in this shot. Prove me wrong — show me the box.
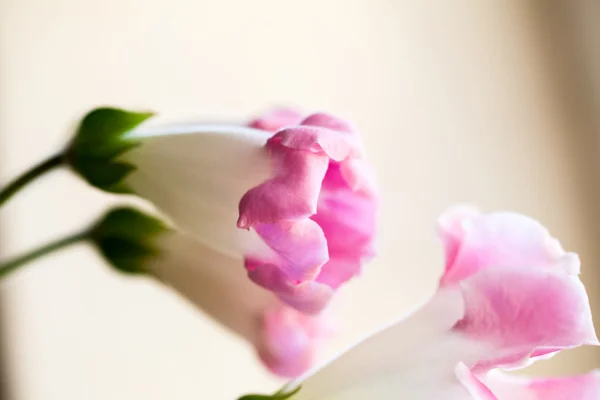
[0,231,89,279]
[0,153,64,207]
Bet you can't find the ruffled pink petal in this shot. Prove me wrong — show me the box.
[251,219,329,282]
[239,110,377,314]
[257,307,331,378]
[484,370,600,400]
[246,259,333,314]
[438,208,571,285]
[455,262,598,372]
[314,165,377,257]
[435,208,599,371]
[436,205,481,279]
[269,122,362,162]
[247,107,304,132]
[239,111,375,280]
[238,150,329,228]
[309,164,377,288]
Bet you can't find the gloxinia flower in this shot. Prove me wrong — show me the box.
[84,205,334,377]
[146,231,334,377]
[265,206,599,399]
[118,108,377,314]
[67,107,376,376]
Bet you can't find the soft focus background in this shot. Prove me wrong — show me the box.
[1,1,599,399]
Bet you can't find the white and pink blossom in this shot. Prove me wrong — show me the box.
[283,207,598,398]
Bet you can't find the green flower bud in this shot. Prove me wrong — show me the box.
[90,206,169,274]
[67,107,154,193]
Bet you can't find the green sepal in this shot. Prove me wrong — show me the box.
[237,387,301,400]
[90,207,169,274]
[68,107,154,193]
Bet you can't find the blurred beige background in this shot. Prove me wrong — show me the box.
[1,1,599,399]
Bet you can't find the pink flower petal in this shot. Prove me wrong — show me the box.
[314,165,377,258]
[455,263,598,372]
[435,208,599,371]
[484,370,600,400]
[270,125,361,161]
[247,107,304,132]
[246,259,334,314]
[251,219,329,282]
[309,163,377,288]
[258,307,331,378]
[436,205,481,279]
[438,208,571,285]
[238,150,329,228]
[300,112,358,133]
[267,112,362,161]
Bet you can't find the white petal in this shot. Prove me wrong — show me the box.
[289,287,476,400]
[148,232,277,343]
[123,124,274,259]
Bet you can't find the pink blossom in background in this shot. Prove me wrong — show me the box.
[281,207,599,399]
[438,206,597,373]
[145,232,335,378]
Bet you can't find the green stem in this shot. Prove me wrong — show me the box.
[0,231,89,278]
[0,153,64,207]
